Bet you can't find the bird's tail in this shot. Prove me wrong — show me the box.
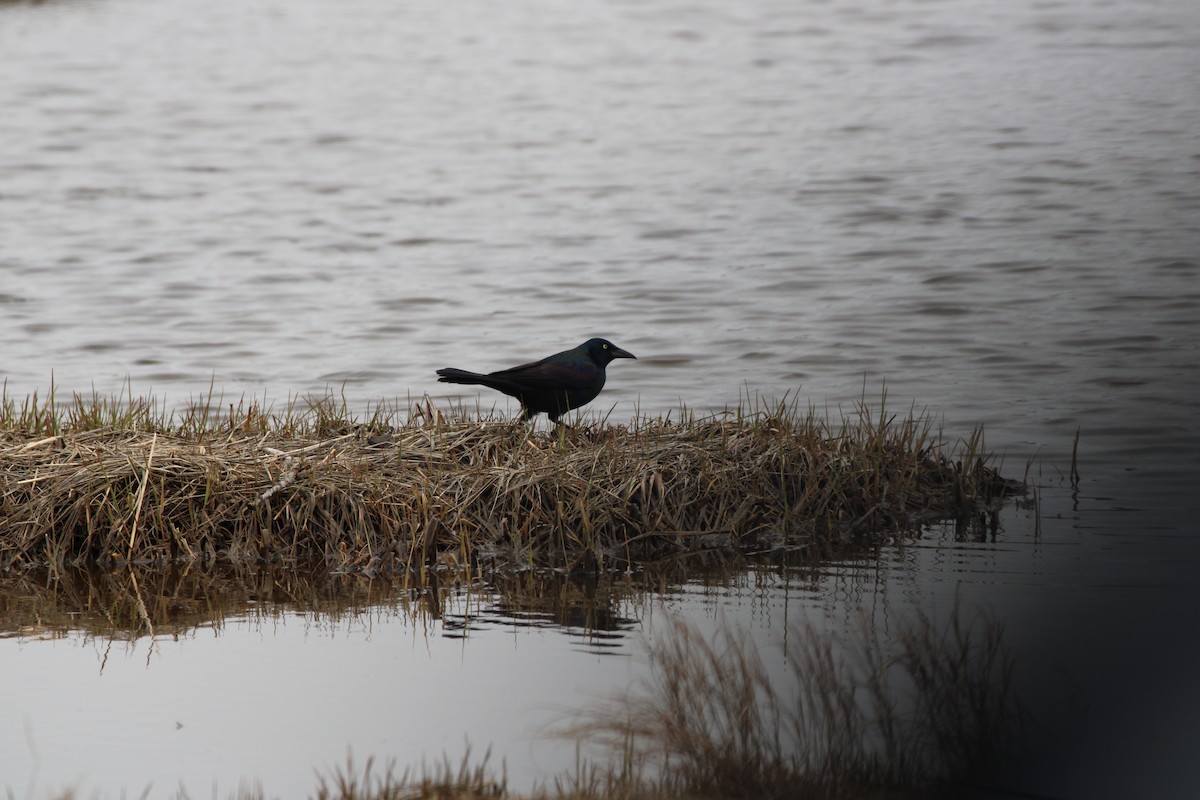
[436,368,489,385]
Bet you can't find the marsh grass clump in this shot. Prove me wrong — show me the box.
[0,387,1020,573]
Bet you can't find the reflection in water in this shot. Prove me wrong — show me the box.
[0,564,414,646]
[435,570,640,647]
[0,547,861,647]
[0,565,631,649]
[0,544,1020,798]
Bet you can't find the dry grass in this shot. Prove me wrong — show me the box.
[310,751,505,800]
[555,607,1020,799]
[0,386,1019,574]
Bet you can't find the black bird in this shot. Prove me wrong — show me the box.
[437,338,637,422]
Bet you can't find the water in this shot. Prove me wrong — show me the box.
[2,574,651,796]
[1,0,1199,795]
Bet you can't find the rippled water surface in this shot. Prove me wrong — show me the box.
[1,0,1198,796]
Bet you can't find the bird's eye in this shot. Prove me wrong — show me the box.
[602,343,609,349]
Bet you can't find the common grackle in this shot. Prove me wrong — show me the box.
[437,338,637,422]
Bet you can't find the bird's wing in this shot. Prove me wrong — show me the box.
[491,356,598,390]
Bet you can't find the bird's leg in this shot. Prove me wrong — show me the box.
[552,418,573,448]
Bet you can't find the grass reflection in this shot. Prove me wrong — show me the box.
[0,564,420,645]
[0,561,738,646]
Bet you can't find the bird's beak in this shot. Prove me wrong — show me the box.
[611,346,637,360]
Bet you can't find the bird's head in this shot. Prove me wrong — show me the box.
[582,338,637,366]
